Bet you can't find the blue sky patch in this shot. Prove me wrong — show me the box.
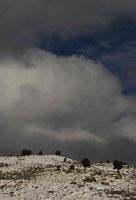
[38,16,136,96]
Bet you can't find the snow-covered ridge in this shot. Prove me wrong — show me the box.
[0,155,135,200]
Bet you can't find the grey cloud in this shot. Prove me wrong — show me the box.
[0,49,135,161]
[0,1,135,161]
[0,0,136,56]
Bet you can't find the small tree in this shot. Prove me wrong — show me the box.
[81,158,90,168]
[21,149,32,156]
[55,150,61,156]
[113,160,123,175]
[39,150,43,155]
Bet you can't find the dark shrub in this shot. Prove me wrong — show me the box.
[67,164,75,173]
[107,160,110,163]
[39,150,43,155]
[81,158,90,168]
[69,164,75,171]
[113,160,123,172]
[21,149,32,156]
[55,150,61,156]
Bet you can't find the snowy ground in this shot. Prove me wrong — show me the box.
[0,155,135,200]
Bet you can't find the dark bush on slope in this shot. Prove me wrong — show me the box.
[81,158,90,168]
[21,149,32,156]
[113,160,123,172]
[39,150,43,155]
[55,150,61,156]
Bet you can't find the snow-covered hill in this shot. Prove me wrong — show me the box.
[0,155,135,200]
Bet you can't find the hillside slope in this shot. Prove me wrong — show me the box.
[0,155,135,199]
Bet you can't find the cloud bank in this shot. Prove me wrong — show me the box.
[0,0,136,56]
[0,49,135,161]
[0,0,135,161]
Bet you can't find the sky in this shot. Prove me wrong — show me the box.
[0,0,136,163]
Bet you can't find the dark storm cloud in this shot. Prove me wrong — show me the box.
[0,1,136,161]
[0,0,136,56]
[62,136,136,164]
[0,50,135,161]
